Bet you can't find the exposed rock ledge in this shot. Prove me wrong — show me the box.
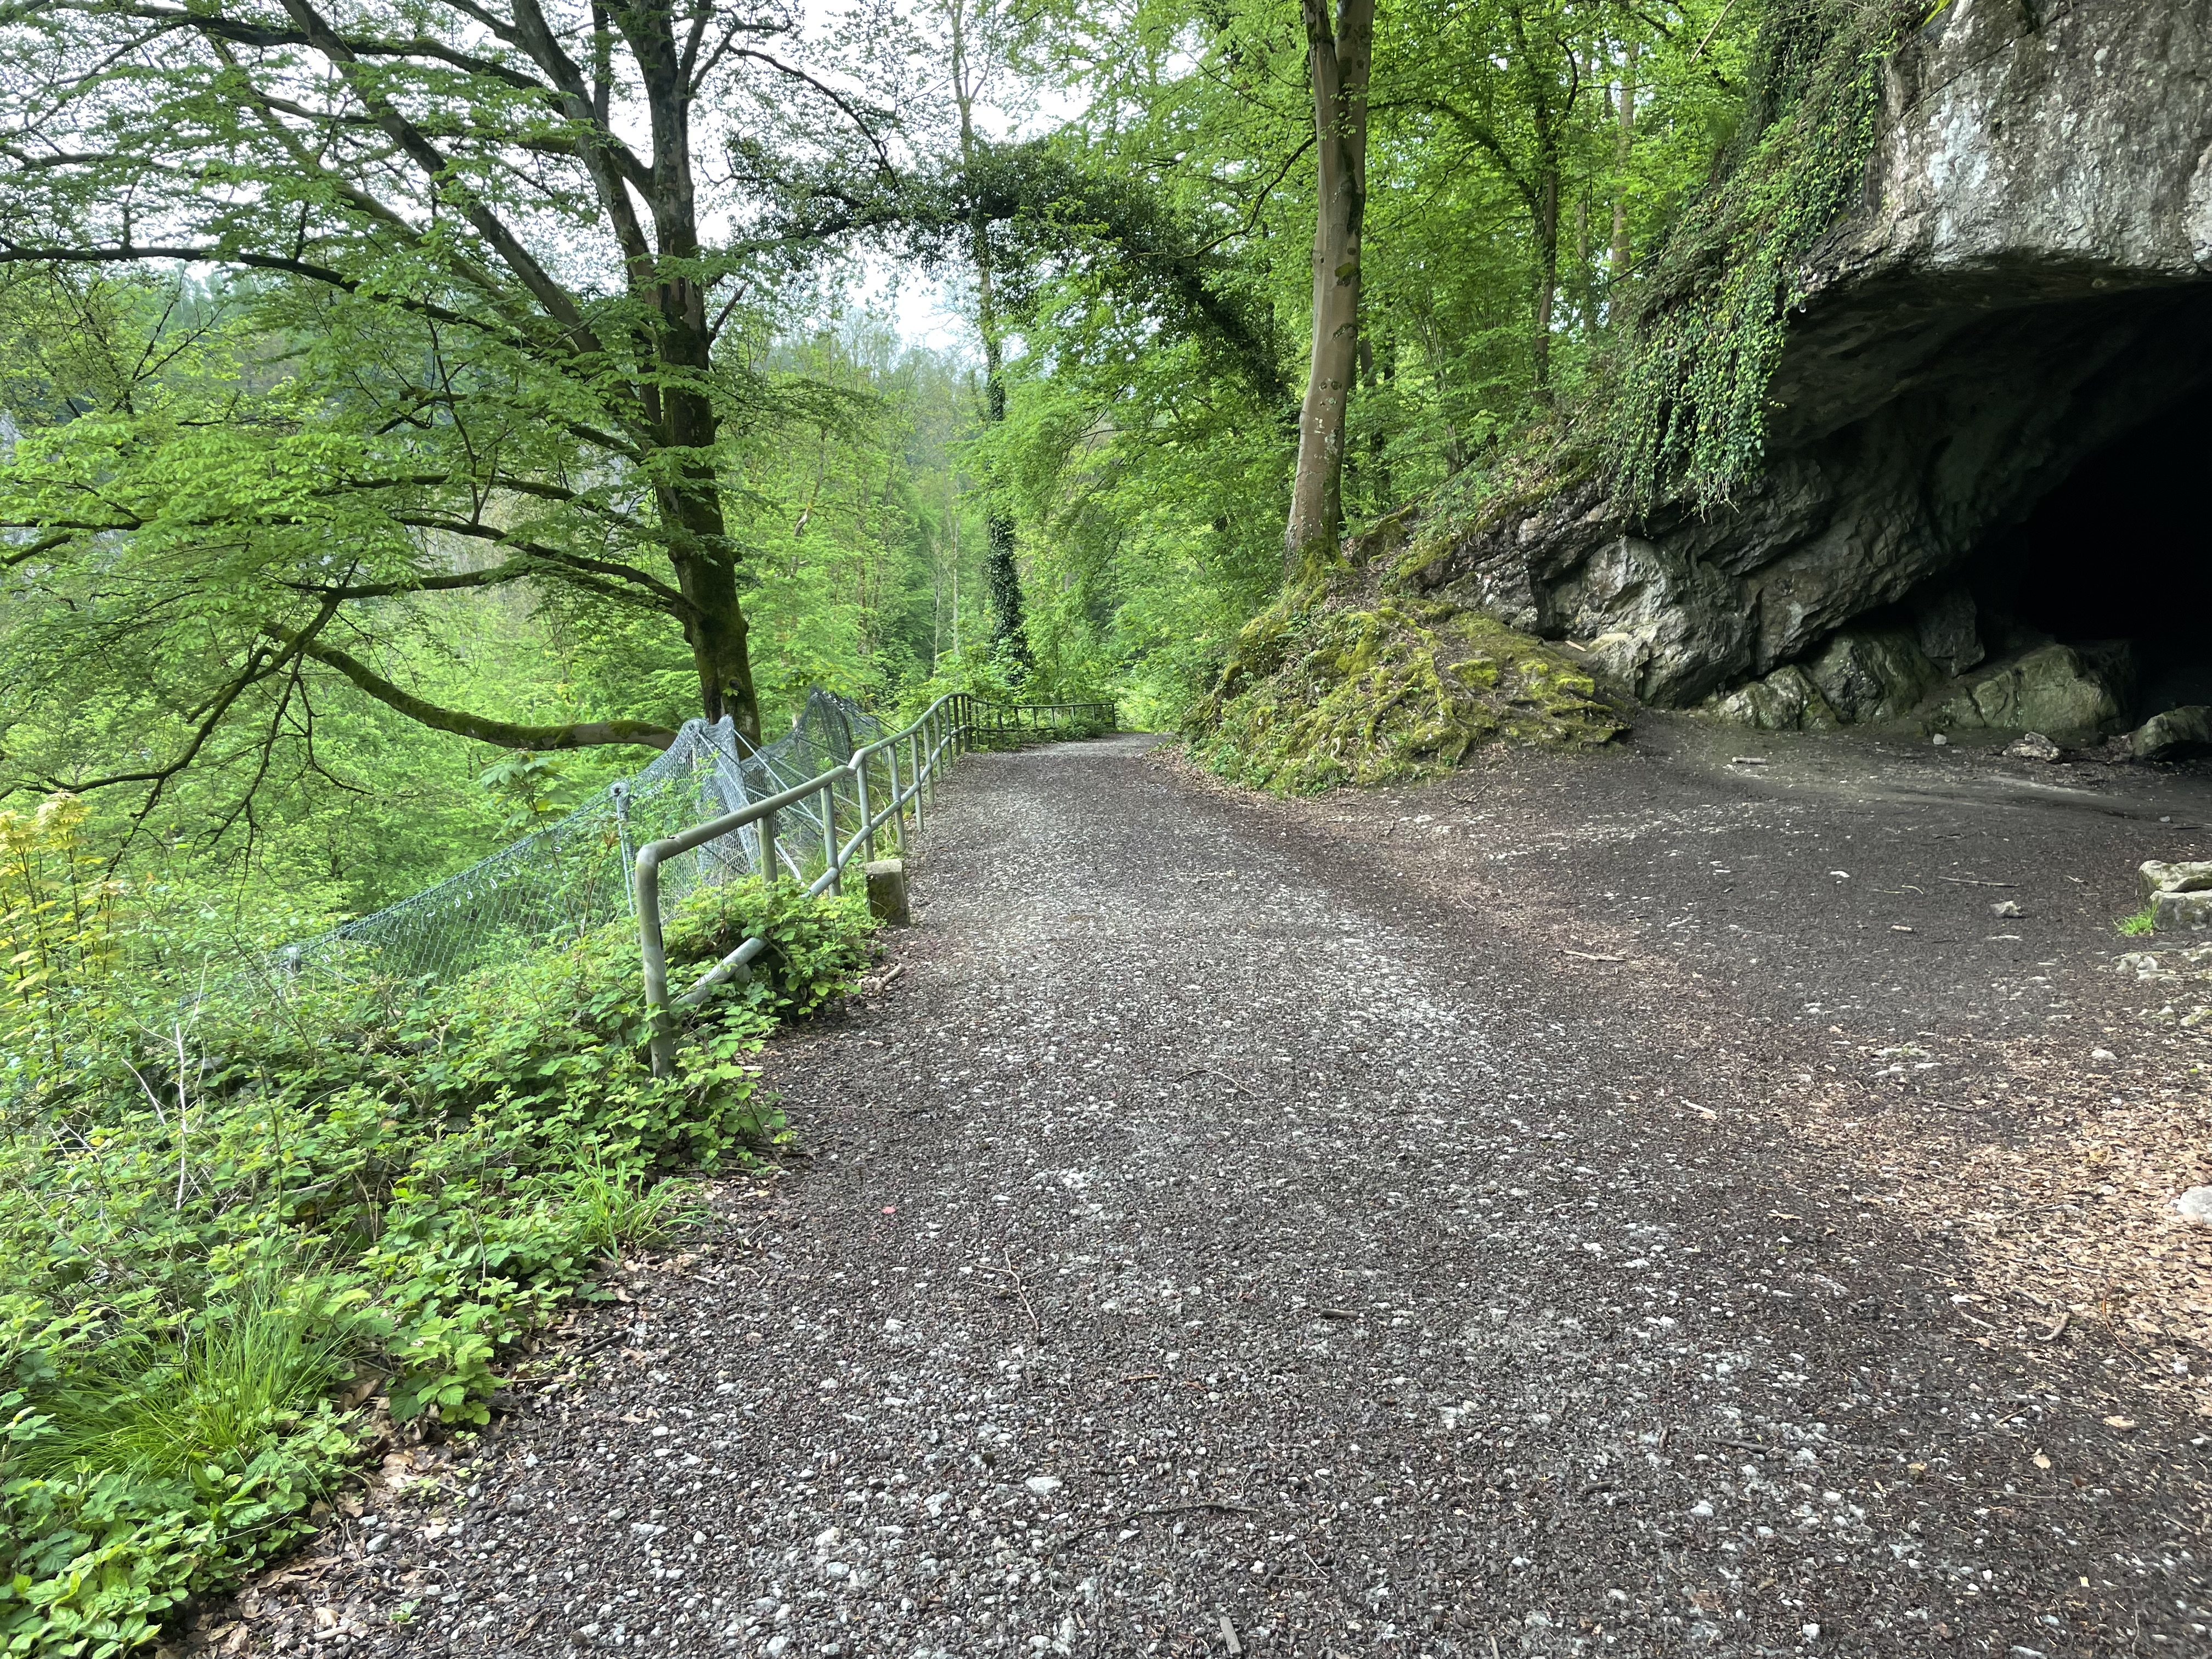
[1402,0,2212,743]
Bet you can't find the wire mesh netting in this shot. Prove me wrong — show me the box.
[284,689,900,985]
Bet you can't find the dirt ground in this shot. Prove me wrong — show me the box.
[199,719,2212,1659]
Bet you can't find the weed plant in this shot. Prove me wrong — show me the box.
[1,817,873,1657]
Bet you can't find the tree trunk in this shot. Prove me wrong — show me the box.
[951,0,1030,665]
[669,510,761,743]
[633,0,760,740]
[1531,147,1560,397]
[980,340,1029,664]
[1611,40,1638,280]
[1285,0,1375,577]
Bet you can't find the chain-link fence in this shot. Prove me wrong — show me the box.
[283,690,899,985]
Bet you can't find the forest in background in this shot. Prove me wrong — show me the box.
[0,0,1763,932]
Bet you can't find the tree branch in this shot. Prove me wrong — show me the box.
[273,625,677,749]
[279,556,540,601]
[387,517,691,610]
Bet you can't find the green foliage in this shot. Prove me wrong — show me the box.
[1610,0,1924,507]
[477,753,575,844]
[0,794,129,1095]
[662,881,879,1022]
[0,830,874,1655]
[2118,907,2159,939]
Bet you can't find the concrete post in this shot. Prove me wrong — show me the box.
[865,858,910,926]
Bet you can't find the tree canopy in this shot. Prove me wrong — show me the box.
[0,0,1776,908]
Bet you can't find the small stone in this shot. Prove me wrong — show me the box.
[365,1534,391,1555]
[1024,1475,1063,1498]
[2004,731,2061,762]
[1931,732,1948,746]
[1991,899,2022,918]
[2176,1187,2212,1227]
[1803,1623,1822,1640]
[2090,1048,2117,1062]
[1688,1500,1714,1517]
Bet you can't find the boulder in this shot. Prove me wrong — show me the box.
[2154,890,2212,932]
[2140,860,2212,903]
[2130,704,2212,760]
[1803,629,1940,725]
[1931,645,2126,742]
[1911,588,1985,679]
[1711,663,1838,731]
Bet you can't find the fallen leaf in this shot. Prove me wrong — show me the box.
[2032,1451,2051,1470]
[2102,1415,2136,1430]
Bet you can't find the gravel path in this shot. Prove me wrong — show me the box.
[223,727,2212,1659]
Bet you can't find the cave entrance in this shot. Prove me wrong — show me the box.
[1966,393,2212,724]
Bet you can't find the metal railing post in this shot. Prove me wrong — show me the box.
[821,781,839,894]
[925,710,938,809]
[909,730,925,832]
[856,752,874,861]
[886,740,905,850]
[637,845,676,1076]
[610,780,636,917]
[759,803,777,884]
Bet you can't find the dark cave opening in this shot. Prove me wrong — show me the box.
[1966,393,2212,722]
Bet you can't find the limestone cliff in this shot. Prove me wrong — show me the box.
[1399,0,2212,743]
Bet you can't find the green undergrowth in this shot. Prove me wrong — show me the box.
[1187,533,1623,793]
[2,820,873,1657]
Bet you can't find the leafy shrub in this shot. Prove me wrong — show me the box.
[0,847,874,1656]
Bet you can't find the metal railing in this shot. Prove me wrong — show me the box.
[634,695,1116,1073]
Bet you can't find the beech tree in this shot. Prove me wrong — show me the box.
[0,0,895,759]
[1285,0,1374,573]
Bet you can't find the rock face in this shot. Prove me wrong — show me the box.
[1409,0,2212,725]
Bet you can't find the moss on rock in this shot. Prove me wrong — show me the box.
[1187,571,1624,793]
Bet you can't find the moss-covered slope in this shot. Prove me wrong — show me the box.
[1186,520,1623,793]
